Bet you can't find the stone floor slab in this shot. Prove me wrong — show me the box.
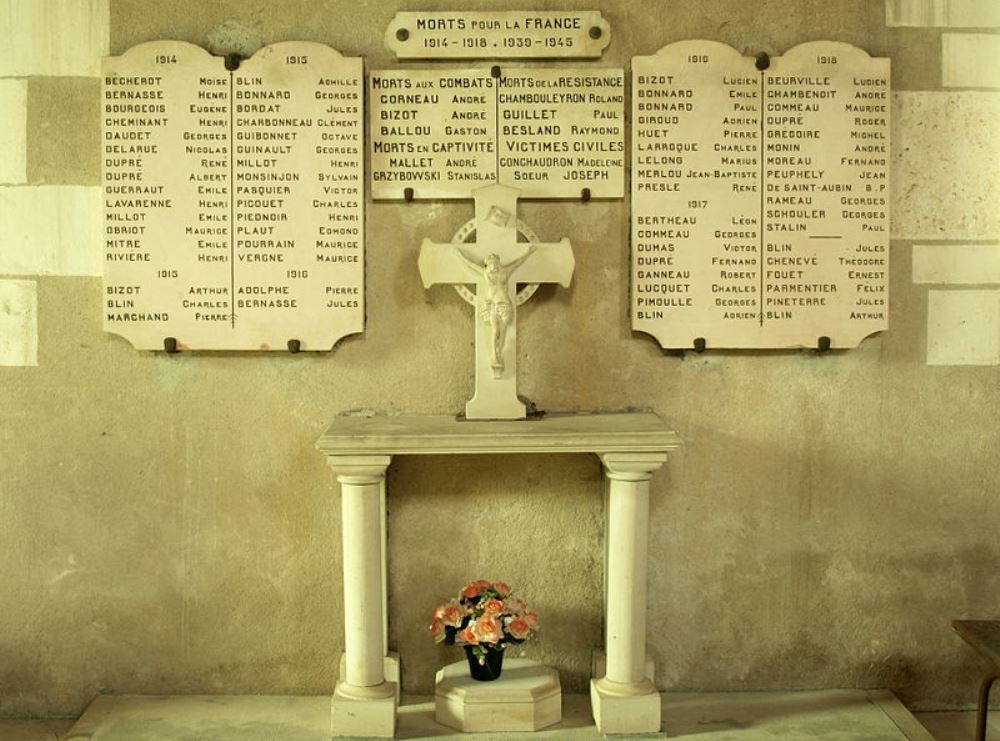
[62,689,938,740]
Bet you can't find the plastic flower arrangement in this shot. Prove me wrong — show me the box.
[429,579,539,666]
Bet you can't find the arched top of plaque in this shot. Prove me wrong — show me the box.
[630,40,890,350]
[102,40,364,352]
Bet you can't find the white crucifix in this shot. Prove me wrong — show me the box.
[418,184,575,420]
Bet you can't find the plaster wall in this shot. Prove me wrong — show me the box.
[1,0,998,719]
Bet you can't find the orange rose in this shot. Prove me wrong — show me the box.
[430,618,445,644]
[483,598,504,615]
[524,611,539,628]
[461,579,491,599]
[473,614,503,644]
[492,581,512,597]
[442,601,465,628]
[459,626,478,644]
[507,616,531,640]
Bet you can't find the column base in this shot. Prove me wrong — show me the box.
[590,678,661,734]
[591,649,656,684]
[340,651,401,704]
[331,681,397,738]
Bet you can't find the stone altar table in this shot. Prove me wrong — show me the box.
[316,412,681,736]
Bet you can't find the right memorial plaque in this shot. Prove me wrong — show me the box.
[631,41,890,349]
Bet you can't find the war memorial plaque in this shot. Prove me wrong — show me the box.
[385,10,611,59]
[370,67,624,200]
[631,41,890,349]
[102,41,364,351]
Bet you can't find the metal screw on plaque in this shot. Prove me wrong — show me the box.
[163,337,179,354]
[816,336,831,353]
[287,339,301,354]
[589,26,602,40]
[693,337,707,353]
[225,53,242,71]
[581,187,591,202]
[396,28,409,42]
[755,52,770,71]
[403,187,414,202]
[491,65,501,79]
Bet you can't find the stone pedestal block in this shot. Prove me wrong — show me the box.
[435,658,561,732]
[590,677,661,734]
[331,681,397,738]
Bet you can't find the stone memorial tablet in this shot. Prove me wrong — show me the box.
[632,40,889,349]
[103,40,364,351]
[370,67,624,200]
[385,11,611,59]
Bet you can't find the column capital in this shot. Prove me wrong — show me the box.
[326,454,392,483]
[599,452,667,481]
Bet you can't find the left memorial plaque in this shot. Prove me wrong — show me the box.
[103,41,364,351]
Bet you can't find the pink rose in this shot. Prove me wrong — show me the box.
[505,598,527,613]
[442,600,465,628]
[524,611,539,628]
[459,626,478,645]
[430,618,446,644]
[473,614,503,644]
[507,616,531,640]
[492,581,512,597]
[483,598,504,615]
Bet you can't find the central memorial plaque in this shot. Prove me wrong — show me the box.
[631,40,890,349]
[103,41,364,351]
[370,67,624,200]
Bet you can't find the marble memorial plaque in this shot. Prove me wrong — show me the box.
[103,40,364,351]
[385,11,611,59]
[370,67,624,200]
[632,40,890,349]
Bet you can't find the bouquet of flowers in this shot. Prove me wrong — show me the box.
[429,579,538,666]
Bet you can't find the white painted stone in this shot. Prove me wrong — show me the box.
[435,659,561,732]
[0,279,37,366]
[0,186,101,276]
[892,92,1000,241]
[339,653,401,704]
[886,0,1000,27]
[943,34,1000,88]
[331,682,396,738]
[913,244,1000,284]
[927,289,1000,365]
[0,0,110,77]
[417,185,574,420]
[0,80,27,184]
[591,650,655,684]
[590,678,662,734]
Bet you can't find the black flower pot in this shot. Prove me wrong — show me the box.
[464,645,504,681]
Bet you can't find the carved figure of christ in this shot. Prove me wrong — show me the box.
[418,184,574,420]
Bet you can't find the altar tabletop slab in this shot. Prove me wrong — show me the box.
[64,690,934,740]
[316,412,682,456]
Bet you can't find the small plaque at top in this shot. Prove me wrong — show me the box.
[386,11,611,59]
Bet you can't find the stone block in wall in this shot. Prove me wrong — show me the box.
[892,92,1000,240]
[0,0,109,77]
[0,186,101,276]
[0,79,27,184]
[0,279,37,366]
[886,0,1000,27]
[926,289,1000,365]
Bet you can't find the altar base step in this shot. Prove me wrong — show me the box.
[64,689,932,740]
[435,658,561,732]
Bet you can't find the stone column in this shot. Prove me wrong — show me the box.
[327,455,397,739]
[590,452,666,735]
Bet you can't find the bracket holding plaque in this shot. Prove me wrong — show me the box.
[370,67,624,200]
[386,11,611,59]
[631,40,890,349]
[102,41,364,351]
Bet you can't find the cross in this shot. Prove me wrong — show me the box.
[418,184,574,420]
